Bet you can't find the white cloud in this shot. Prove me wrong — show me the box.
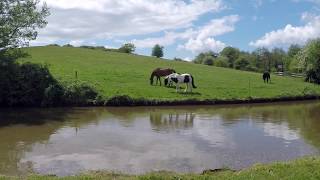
[183,37,226,53]
[250,13,320,48]
[33,0,224,45]
[129,15,239,54]
[180,15,239,53]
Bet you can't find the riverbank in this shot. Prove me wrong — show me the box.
[91,94,320,106]
[2,157,319,179]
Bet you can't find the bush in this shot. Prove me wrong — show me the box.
[119,43,135,54]
[63,82,98,105]
[43,84,65,106]
[46,44,60,47]
[63,44,74,47]
[0,62,58,106]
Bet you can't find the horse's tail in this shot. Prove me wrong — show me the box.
[191,75,197,89]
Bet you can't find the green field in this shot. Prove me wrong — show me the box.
[20,46,320,101]
[2,157,320,179]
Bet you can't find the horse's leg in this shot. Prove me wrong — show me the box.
[176,84,179,92]
[189,83,192,93]
[159,77,162,86]
[184,83,188,93]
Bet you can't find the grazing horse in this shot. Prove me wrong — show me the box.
[164,73,197,92]
[263,72,271,83]
[150,68,176,86]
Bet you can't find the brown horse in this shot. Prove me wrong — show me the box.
[150,68,176,86]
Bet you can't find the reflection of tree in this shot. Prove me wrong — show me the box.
[150,112,195,131]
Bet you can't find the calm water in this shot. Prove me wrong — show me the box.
[0,101,320,176]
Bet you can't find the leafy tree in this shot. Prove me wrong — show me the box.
[220,47,240,68]
[119,43,135,54]
[213,56,229,67]
[288,44,302,58]
[0,0,50,51]
[193,51,217,64]
[253,47,272,71]
[152,44,164,58]
[234,56,250,70]
[203,56,214,66]
[298,39,320,83]
[271,48,286,71]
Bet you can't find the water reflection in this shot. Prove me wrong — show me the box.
[0,101,319,176]
[150,112,195,132]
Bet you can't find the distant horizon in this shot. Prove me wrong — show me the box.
[31,0,320,60]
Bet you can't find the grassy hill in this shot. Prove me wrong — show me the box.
[19,46,320,101]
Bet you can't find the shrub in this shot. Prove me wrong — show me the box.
[119,43,135,54]
[63,82,98,105]
[63,44,74,47]
[43,84,65,106]
[0,62,57,106]
[46,44,60,47]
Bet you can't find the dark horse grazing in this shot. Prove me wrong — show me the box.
[263,72,271,83]
[150,68,176,86]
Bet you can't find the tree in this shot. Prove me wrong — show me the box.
[152,44,164,58]
[220,47,240,68]
[213,56,229,67]
[193,51,217,64]
[271,48,286,71]
[119,43,135,54]
[234,56,250,70]
[253,47,272,71]
[288,44,302,58]
[0,0,50,51]
[298,39,320,83]
[203,56,214,66]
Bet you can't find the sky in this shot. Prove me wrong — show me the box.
[32,0,320,60]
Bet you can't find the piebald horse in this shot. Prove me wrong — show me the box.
[164,73,197,92]
[150,68,176,86]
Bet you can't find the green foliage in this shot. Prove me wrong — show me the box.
[63,81,98,105]
[203,56,214,66]
[288,44,302,58]
[151,44,164,58]
[193,51,217,64]
[63,44,74,47]
[213,56,229,67]
[220,47,240,67]
[234,56,250,70]
[253,47,272,71]
[119,43,135,54]
[0,61,57,106]
[43,84,65,106]
[0,0,50,50]
[173,57,184,61]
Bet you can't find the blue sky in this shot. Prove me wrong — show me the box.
[33,0,320,60]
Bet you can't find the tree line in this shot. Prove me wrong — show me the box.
[192,40,320,84]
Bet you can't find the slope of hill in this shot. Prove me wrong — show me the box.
[19,46,320,101]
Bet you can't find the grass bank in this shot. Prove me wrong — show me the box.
[2,157,320,179]
[19,46,320,105]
